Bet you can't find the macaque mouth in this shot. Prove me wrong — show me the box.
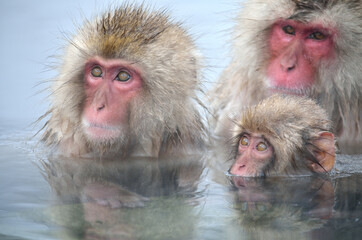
[226,169,250,178]
[87,123,117,130]
[268,86,307,96]
[82,119,122,139]
[226,168,265,178]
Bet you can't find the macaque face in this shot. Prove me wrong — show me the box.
[82,57,143,142]
[267,20,335,94]
[230,133,274,177]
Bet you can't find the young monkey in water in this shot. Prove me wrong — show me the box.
[229,95,335,177]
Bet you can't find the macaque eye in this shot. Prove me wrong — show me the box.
[282,25,295,35]
[308,31,326,40]
[240,136,249,146]
[256,142,267,151]
[91,66,103,77]
[116,71,131,82]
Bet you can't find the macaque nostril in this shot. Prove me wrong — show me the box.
[230,163,246,175]
[287,65,295,71]
[235,164,246,173]
[239,164,246,169]
[97,105,105,111]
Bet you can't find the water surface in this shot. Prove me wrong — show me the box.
[1,126,362,240]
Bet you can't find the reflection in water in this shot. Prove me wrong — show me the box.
[206,143,362,240]
[41,155,205,239]
[231,176,334,218]
[229,176,333,239]
[1,128,362,239]
[227,173,362,240]
[312,173,362,239]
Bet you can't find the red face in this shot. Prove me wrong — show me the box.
[267,20,335,94]
[82,57,143,141]
[229,133,274,177]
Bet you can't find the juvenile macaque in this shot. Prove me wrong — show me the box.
[229,95,335,177]
[210,0,362,154]
[39,4,206,158]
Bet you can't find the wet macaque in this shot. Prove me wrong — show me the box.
[39,4,206,158]
[229,95,335,177]
[210,0,362,154]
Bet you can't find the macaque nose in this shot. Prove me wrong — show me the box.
[281,52,297,72]
[280,43,299,72]
[230,163,246,175]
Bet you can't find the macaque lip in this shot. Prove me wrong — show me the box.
[82,119,122,140]
[268,86,306,96]
[226,170,244,178]
[231,172,263,178]
[228,167,262,178]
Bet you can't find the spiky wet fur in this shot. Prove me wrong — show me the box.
[232,95,333,176]
[210,0,362,154]
[39,4,206,158]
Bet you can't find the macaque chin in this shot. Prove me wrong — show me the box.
[39,4,206,158]
[210,0,362,154]
[229,95,335,177]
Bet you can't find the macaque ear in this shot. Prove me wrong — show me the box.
[308,132,335,173]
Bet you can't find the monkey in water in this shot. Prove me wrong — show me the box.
[210,0,362,154]
[229,95,335,177]
[38,4,206,158]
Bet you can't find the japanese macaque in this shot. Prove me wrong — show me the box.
[210,0,362,154]
[39,4,206,158]
[229,95,335,177]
